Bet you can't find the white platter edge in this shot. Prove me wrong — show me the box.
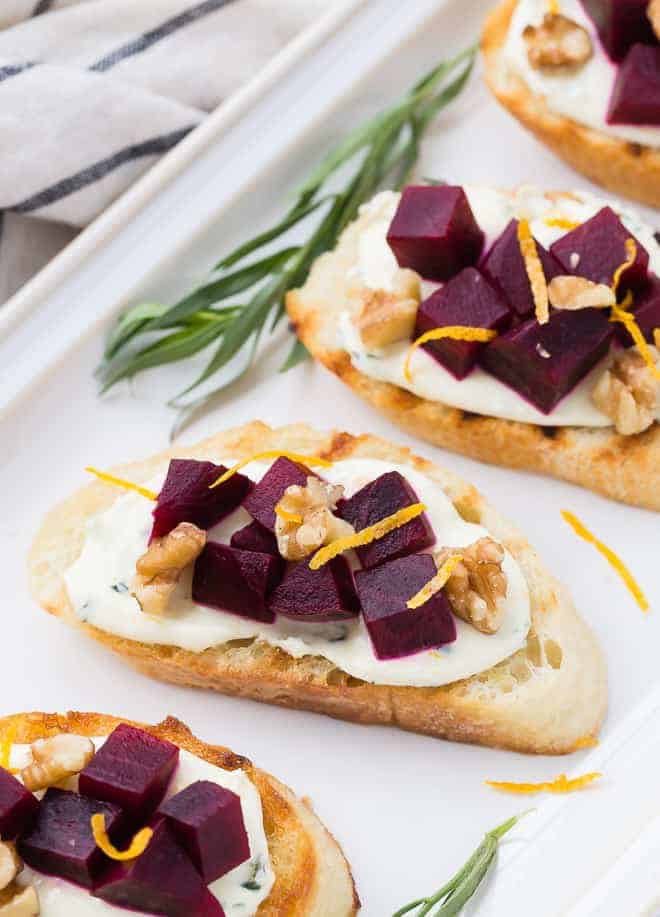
[1,0,659,913]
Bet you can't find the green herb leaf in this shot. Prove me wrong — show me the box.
[96,44,477,432]
[392,811,529,917]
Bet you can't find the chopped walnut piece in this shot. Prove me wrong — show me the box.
[275,477,354,561]
[548,275,615,311]
[21,734,95,793]
[132,522,206,615]
[592,347,659,435]
[355,269,421,349]
[0,885,39,915]
[435,537,508,635]
[0,845,21,894]
[649,0,660,40]
[523,13,593,71]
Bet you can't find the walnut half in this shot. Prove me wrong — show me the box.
[0,886,40,915]
[523,13,593,72]
[547,275,615,311]
[21,734,95,793]
[132,522,206,615]
[355,269,421,349]
[592,347,659,435]
[275,477,354,561]
[649,0,660,41]
[435,537,508,635]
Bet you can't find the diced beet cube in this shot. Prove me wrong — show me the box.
[79,725,179,823]
[414,268,511,379]
[157,781,249,883]
[481,309,613,413]
[192,543,281,623]
[243,457,316,531]
[18,788,123,889]
[581,0,656,61]
[386,186,484,281]
[608,44,660,125]
[337,472,435,570]
[269,556,360,622]
[356,555,456,659]
[481,219,564,318]
[0,768,38,840]
[550,207,649,293]
[230,520,279,556]
[616,275,660,343]
[95,821,224,917]
[151,459,252,540]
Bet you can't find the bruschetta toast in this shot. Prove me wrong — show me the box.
[29,422,606,755]
[0,710,358,916]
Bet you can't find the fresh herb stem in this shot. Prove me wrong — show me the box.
[96,43,477,427]
[392,812,529,917]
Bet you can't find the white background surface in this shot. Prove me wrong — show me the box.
[1,1,660,914]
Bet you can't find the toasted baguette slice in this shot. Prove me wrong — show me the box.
[30,422,606,754]
[481,0,660,208]
[0,710,358,916]
[286,212,660,512]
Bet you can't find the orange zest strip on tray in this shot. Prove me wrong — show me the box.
[561,510,649,612]
[209,451,332,489]
[572,735,599,750]
[610,305,660,381]
[611,238,637,295]
[91,814,153,862]
[486,772,601,795]
[544,216,580,230]
[309,503,426,571]
[275,506,303,525]
[85,467,158,501]
[404,328,497,382]
[407,554,463,610]
[518,218,549,325]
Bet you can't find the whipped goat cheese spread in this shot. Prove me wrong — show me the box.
[64,457,531,689]
[340,187,660,427]
[503,0,660,146]
[9,739,274,917]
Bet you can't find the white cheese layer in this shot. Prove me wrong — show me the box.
[64,458,531,689]
[341,187,660,427]
[503,0,660,146]
[10,738,274,917]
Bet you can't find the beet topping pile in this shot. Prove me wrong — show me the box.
[150,456,458,661]
[0,724,250,917]
[386,184,659,413]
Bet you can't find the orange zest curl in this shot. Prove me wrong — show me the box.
[404,327,497,382]
[561,510,649,612]
[407,554,463,610]
[609,305,660,381]
[544,216,579,230]
[309,503,426,570]
[91,814,153,861]
[611,238,637,295]
[209,451,332,489]
[486,772,601,795]
[85,467,158,501]
[275,506,303,525]
[518,218,549,325]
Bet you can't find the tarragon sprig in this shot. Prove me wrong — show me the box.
[392,812,528,917]
[96,44,477,429]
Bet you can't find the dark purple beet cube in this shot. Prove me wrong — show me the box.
[95,821,224,917]
[337,472,435,570]
[18,788,123,889]
[79,724,179,823]
[157,781,249,883]
[269,556,360,622]
[230,520,279,556]
[581,0,656,61]
[0,768,38,840]
[356,555,456,659]
[414,268,511,379]
[481,309,613,413]
[386,185,484,281]
[608,44,660,125]
[243,457,316,532]
[481,219,564,318]
[192,543,281,623]
[616,274,660,343]
[550,207,649,293]
[151,459,252,540]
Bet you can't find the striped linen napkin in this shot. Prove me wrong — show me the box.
[0,0,330,301]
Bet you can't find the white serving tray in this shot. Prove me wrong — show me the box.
[1,1,659,914]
